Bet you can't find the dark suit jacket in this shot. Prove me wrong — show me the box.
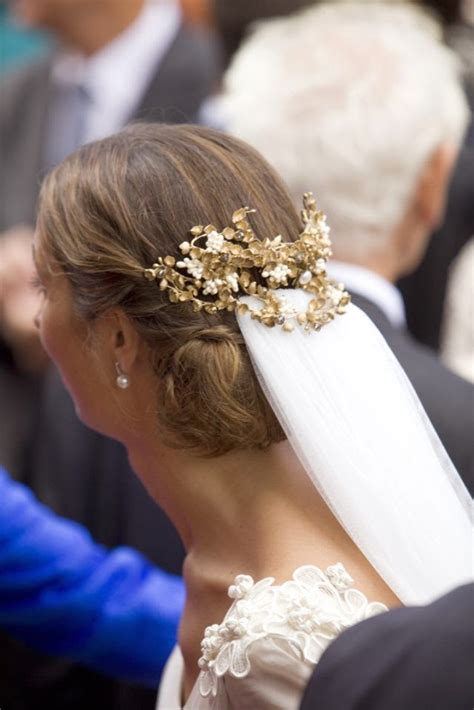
[351,293,474,494]
[301,583,474,710]
[0,24,219,710]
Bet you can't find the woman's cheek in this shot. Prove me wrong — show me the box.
[37,301,51,354]
[38,300,61,362]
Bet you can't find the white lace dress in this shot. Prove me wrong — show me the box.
[157,564,387,709]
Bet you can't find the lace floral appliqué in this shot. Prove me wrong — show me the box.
[197,564,387,698]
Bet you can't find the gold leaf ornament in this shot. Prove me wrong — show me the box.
[142,194,350,332]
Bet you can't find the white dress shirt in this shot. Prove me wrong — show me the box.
[51,0,181,145]
[327,261,406,329]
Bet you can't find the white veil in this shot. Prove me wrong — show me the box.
[237,290,473,605]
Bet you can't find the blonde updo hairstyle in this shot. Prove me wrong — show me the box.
[37,124,302,455]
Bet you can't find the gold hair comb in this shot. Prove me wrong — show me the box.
[143,193,350,332]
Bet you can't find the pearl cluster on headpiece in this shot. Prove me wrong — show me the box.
[143,193,350,332]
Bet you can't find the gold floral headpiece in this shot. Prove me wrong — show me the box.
[143,193,350,332]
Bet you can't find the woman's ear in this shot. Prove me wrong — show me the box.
[99,309,141,376]
[415,143,458,230]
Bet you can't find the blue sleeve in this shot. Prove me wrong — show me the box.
[0,466,184,687]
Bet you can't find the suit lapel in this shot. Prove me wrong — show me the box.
[34,59,57,177]
[349,292,397,337]
[133,24,220,125]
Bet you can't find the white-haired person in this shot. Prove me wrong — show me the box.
[399,0,474,355]
[224,1,474,494]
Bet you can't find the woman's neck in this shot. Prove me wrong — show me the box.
[127,437,371,583]
[127,434,399,699]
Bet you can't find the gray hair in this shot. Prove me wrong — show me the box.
[224,2,470,258]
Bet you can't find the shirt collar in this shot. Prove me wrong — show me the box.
[327,261,406,329]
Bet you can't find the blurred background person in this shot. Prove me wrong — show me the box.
[224,1,474,493]
[193,0,474,364]
[441,238,474,382]
[0,1,219,708]
[399,0,474,351]
[1,0,219,232]
[182,0,474,359]
[0,465,183,694]
[0,0,219,472]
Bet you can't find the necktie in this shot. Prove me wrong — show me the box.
[44,82,91,168]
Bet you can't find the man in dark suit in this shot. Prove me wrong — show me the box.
[0,0,220,231]
[300,583,474,710]
[0,0,220,466]
[0,1,219,707]
[225,1,474,493]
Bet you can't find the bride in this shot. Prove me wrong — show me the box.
[33,123,472,708]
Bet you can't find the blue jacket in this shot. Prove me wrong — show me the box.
[0,466,184,686]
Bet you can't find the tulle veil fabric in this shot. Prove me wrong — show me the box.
[237,292,473,606]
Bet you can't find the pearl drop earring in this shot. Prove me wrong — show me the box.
[115,362,130,390]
